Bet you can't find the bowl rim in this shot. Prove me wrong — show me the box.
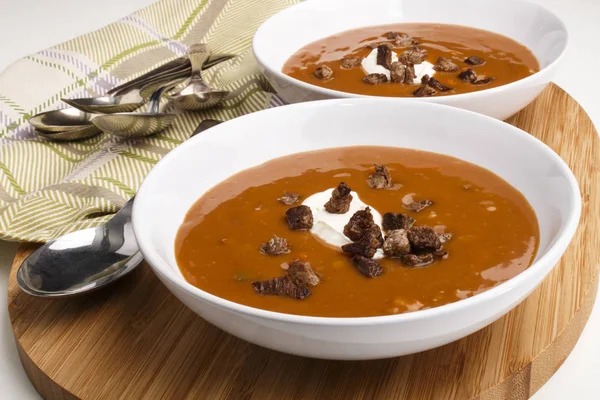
[133,98,581,327]
[251,0,569,103]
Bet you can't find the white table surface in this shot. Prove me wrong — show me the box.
[0,0,598,399]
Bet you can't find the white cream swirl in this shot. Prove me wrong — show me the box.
[302,189,384,259]
[361,48,436,84]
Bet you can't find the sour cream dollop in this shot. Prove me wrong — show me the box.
[302,189,385,259]
[361,48,436,84]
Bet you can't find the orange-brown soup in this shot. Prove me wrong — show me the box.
[283,23,539,97]
[175,147,539,317]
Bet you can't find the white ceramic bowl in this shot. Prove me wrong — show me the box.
[133,99,580,360]
[252,0,568,120]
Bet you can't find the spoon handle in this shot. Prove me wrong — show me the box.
[188,44,211,83]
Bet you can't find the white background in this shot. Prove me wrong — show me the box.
[0,0,598,399]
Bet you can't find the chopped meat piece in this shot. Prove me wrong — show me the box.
[342,224,384,258]
[286,205,313,230]
[287,260,320,287]
[363,73,388,85]
[474,76,494,85]
[367,164,393,189]
[376,44,394,69]
[351,255,383,278]
[407,226,442,251]
[395,33,418,47]
[341,56,363,69]
[403,199,433,212]
[385,32,417,46]
[260,235,291,255]
[404,64,416,83]
[438,232,453,244]
[433,57,459,72]
[458,68,478,83]
[413,85,437,97]
[382,212,415,231]
[344,207,375,241]
[459,68,494,85]
[252,276,310,299]
[422,75,452,92]
[342,241,377,258]
[277,192,300,205]
[399,47,428,64]
[464,56,485,66]
[314,64,333,80]
[383,229,411,257]
[324,182,353,214]
[389,62,407,83]
[400,253,434,267]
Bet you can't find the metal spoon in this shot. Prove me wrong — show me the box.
[90,82,179,138]
[62,53,234,114]
[29,54,233,140]
[168,44,229,110]
[17,119,223,297]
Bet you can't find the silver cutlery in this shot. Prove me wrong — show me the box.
[17,118,223,297]
[167,44,230,111]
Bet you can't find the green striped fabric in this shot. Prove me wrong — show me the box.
[0,0,297,242]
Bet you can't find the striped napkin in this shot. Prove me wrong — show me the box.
[0,0,296,242]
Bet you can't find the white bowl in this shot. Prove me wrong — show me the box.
[252,0,568,120]
[133,99,580,360]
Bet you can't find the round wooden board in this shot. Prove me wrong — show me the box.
[7,84,600,400]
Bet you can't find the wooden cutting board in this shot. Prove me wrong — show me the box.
[7,84,599,400]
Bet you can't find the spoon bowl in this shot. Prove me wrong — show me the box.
[91,112,176,138]
[168,44,230,111]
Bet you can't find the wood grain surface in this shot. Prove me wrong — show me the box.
[7,84,599,400]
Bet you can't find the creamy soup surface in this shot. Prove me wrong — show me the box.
[283,23,539,97]
[176,146,539,317]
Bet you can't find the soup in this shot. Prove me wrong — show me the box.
[282,23,539,98]
[175,147,539,317]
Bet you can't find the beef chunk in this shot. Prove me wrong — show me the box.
[433,57,459,72]
[342,224,384,258]
[473,76,494,85]
[287,260,320,287]
[351,255,383,278]
[400,253,434,267]
[367,164,393,189]
[422,75,452,92]
[383,229,411,257]
[458,68,477,83]
[382,212,415,231]
[260,235,291,255]
[399,47,428,64]
[314,64,333,80]
[403,199,433,212]
[277,192,300,205]
[344,207,375,241]
[407,226,442,251]
[324,182,353,214]
[376,44,394,69]
[389,62,407,83]
[459,68,494,85]
[342,241,377,258]
[252,276,310,299]
[286,205,313,230]
[413,85,437,97]
[464,56,485,66]
[404,63,416,83]
[363,73,388,85]
[438,232,453,244]
[341,56,362,69]
[385,32,417,47]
